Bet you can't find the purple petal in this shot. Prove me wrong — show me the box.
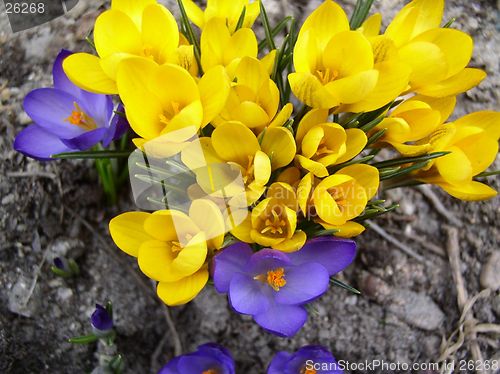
[287,346,343,374]
[248,249,291,276]
[52,49,80,97]
[177,355,224,373]
[158,357,181,374]
[13,124,73,160]
[213,243,254,293]
[102,105,129,147]
[90,304,113,331]
[62,127,107,150]
[274,263,329,305]
[23,88,85,138]
[267,351,293,374]
[229,273,270,315]
[286,237,357,276]
[197,344,235,372]
[79,90,114,128]
[254,303,307,337]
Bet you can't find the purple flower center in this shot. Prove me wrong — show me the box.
[254,267,287,291]
[64,102,96,131]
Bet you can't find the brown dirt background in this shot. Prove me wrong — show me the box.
[0,0,499,373]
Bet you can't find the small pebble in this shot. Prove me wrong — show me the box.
[480,251,500,291]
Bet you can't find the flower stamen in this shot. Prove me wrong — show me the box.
[64,102,96,131]
[254,267,287,291]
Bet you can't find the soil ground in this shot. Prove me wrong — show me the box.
[0,0,499,373]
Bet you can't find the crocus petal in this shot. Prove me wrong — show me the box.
[295,155,329,178]
[213,243,254,293]
[13,124,73,161]
[254,303,307,337]
[62,128,107,150]
[63,53,118,94]
[23,88,85,138]
[323,31,374,76]
[416,68,486,97]
[335,129,367,164]
[260,127,296,170]
[111,0,156,29]
[144,210,199,242]
[199,65,231,126]
[189,199,226,250]
[274,262,329,305]
[320,220,366,238]
[287,236,357,275]
[295,108,329,143]
[360,13,382,37]
[336,164,380,200]
[272,231,307,253]
[53,49,81,97]
[229,273,270,315]
[248,249,291,275]
[157,267,209,306]
[182,0,205,28]
[109,212,152,257]
[212,122,260,165]
[267,352,293,374]
[288,72,338,109]
[325,69,379,105]
[229,213,254,244]
[436,181,497,201]
[141,4,179,63]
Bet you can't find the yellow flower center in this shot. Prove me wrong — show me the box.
[159,101,182,126]
[315,68,339,84]
[260,207,286,236]
[254,267,287,291]
[170,233,193,253]
[64,102,96,131]
[300,366,317,374]
[202,370,218,374]
[328,188,347,210]
[315,139,336,159]
[242,155,255,184]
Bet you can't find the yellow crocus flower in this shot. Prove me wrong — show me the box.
[109,199,225,306]
[63,0,196,94]
[182,122,296,204]
[289,0,409,111]
[416,111,500,200]
[294,109,367,177]
[232,182,307,252]
[375,95,456,156]
[213,56,293,130]
[383,0,486,97]
[115,57,230,145]
[297,165,380,237]
[183,0,260,34]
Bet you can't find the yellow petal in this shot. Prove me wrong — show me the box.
[189,199,226,250]
[152,63,200,108]
[319,220,366,238]
[297,172,314,216]
[399,41,448,87]
[272,231,307,252]
[260,127,297,170]
[225,27,258,65]
[141,4,179,64]
[453,133,499,176]
[359,13,381,37]
[412,95,456,123]
[269,103,294,128]
[387,141,432,156]
[435,146,472,184]
[212,122,260,165]
[63,53,118,94]
[94,10,142,58]
[157,267,209,306]
[116,58,164,139]
[229,212,253,243]
[199,65,231,126]
[336,129,367,164]
[325,69,379,105]
[111,0,156,29]
[296,155,329,178]
[298,0,349,50]
[229,102,270,128]
[437,181,497,201]
[234,56,268,93]
[144,210,199,242]
[416,68,487,97]
[323,31,374,77]
[182,0,205,28]
[201,18,231,70]
[276,167,301,186]
[171,232,208,277]
[253,150,272,186]
[454,111,500,139]
[109,212,152,257]
[288,72,338,109]
[251,230,286,247]
[342,60,411,113]
[267,182,297,210]
[138,240,180,282]
[295,108,329,144]
[337,164,380,200]
[261,50,277,75]
[301,126,324,158]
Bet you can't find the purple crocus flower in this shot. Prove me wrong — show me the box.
[268,345,343,374]
[91,304,113,333]
[14,49,128,161]
[213,237,356,337]
[159,343,235,374]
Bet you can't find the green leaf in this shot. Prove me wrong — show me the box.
[68,334,98,344]
[443,17,456,28]
[50,266,72,278]
[259,1,276,50]
[360,116,384,133]
[54,150,131,159]
[350,0,375,29]
[328,155,375,173]
[354,203,399,221]
[379,160,429,181]
[177,0,202,72]
[330,278,361,295]
[475,170,500,178]
[235,6,246,31]
[258,16,293,51]
[366,128,386,146]
[371,151,450,168]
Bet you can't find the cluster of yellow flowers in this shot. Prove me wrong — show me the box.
[62,0,499,306]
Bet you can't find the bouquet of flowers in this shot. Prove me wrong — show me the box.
[14,0,499,344]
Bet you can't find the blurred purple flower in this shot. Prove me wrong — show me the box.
[213,237,356,337]
[268,345,343,374]
[14,49,128,161]
[159,343,235,374]
[91,304,113,333]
